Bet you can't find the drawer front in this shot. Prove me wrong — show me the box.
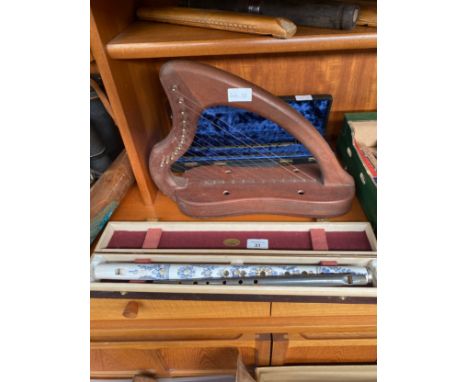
[91,298,270,321]
[271,333,376,365]
[271,302,377,317]
[90,334,270,378]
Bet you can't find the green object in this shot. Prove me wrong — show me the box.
[90,201,118,244]
[337,112,377,233]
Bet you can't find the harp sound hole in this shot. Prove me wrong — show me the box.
[297,190,305,195]
[293,168,299,173]
[223,190,230,196]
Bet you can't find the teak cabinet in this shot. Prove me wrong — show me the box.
[90,299,376,378]
[90,0,377,378]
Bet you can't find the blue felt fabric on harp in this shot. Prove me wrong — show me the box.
[172,95,332,171]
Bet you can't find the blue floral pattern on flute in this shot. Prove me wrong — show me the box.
[318,266,366,275]
[177,265,196,279]
[201,265,218,278]
[128,264,169,280]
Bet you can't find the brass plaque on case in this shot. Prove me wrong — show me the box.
[223,238,241,247]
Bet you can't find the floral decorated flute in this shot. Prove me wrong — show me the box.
[93,263,376,285]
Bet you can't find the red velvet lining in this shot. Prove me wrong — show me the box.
[107,231,147,249]
[107,230,372,251]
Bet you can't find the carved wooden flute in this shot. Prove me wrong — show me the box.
[137,6,297,39]
[93,263,373,282]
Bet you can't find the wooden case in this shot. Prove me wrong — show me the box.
[91,221,377,301]
[90,219,377,378]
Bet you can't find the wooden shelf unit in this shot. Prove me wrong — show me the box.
[91,0,377,212]
[91,1,377,376]
[107,21,377,59]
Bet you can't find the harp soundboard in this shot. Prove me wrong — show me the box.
[149,61,355,218]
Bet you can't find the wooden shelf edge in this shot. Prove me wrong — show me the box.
[107,22,377,60]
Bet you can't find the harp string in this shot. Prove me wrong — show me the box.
[171,89,317,183]
[182,133,275,184]
[179,113,309,184]
[168,96,279,183]
[171,133,255,181]
[184,126,296,183]
[169,121,272,184]
[188,117,305,172]
[175,91,318,184]
[170,112,300,185]
[174,100,300,182]
[174,91,311,182]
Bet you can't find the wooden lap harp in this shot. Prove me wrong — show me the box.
[149,61,354,218]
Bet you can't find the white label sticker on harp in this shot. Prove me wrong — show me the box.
[228,88,252,102]
[247,239,269,249]
[295,94,313,101]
